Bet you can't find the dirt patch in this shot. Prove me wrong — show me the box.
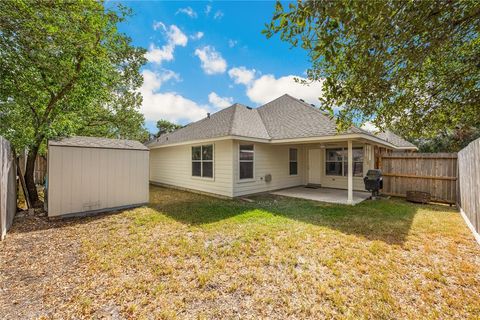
[0,216,86,319]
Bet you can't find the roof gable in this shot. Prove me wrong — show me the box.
[230,104,270,139]
[257,94,363,139]
[149,104,270,146]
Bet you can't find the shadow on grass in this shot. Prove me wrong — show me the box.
[150,186,419,245]
[10,185,420,246]
[148,186,249,225]
[8,209,128,235]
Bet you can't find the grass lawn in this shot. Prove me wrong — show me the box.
[1,186,479,319]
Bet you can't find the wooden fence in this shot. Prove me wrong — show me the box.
[34,155,47,184]
[0,136,17,240]
[457,138,480,237]
[379,152,458,204]
[18,153,47,185]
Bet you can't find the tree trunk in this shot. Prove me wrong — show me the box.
[24,146,41,208]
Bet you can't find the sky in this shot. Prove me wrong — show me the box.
[111,1,324,133]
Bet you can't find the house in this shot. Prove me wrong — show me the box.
[147,94,416,204]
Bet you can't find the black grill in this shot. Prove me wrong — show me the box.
[364,169,383,197]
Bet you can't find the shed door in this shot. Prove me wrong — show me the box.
[308,149,322,184]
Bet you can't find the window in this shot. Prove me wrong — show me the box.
[192,145,213,178]
[239,144,254,180]
[289,148,298,175]
[325,147,363,177]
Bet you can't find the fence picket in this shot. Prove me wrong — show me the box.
[379,152,457,204]
[0,136,17,240]
[458,138,480,238]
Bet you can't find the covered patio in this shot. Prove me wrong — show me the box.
[271,186,371,205]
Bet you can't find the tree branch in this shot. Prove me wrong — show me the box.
[41,53,84,124]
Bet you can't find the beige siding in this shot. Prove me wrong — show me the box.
[48,146,149,217]
[232,141,306,197]
[149,140,234,197]
[149,140,376,198]
[307,143,375,191]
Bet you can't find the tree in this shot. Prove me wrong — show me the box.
[0,0,147,207]
[410,125,480,152]
[264,1,480,138]
[156,119,183,137]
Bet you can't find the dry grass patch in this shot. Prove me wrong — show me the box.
[1,186,479,319]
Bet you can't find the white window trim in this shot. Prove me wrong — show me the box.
[289,148,298,176]
[191,144,215,180]
[238,144,255,182]
[325,147,363,177]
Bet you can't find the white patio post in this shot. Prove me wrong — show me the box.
[347,140,353,205]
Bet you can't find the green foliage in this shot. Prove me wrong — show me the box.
[264,0,480,138]
[0,0,148,151]
[156,119,182,137]
[412,126,480,152]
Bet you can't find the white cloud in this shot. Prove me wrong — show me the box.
[139,70,210,123]
[190,31,204,40]
[213,10,224,20]
[205,4,212,15]
[141,69,180,92]
[228,39,237,48]
[361,121,379,133]
[208,92,233,109]
[145,24,188,65]
[228,67,256,85]
[246,74,323,105]
[152,21,166,31]
[176,7,197,18]
[166,25,188,46]
[194,46,227,75]
[145,44,175,64]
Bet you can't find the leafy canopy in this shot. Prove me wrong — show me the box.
[0,0,148,153]
[264,0,480,138]
[156,119,183,137]
[414,126,480,152]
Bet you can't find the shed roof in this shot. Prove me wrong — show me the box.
[49,136,148,151]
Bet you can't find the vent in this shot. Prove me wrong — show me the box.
[246,106,252,110]
[299,99,305,102]
[207,113,211,118]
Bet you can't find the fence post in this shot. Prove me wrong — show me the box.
[0,136,17,240]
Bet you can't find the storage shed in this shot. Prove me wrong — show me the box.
[47,136,149,218]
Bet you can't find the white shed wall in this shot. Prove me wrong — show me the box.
[149,140,234,197]
[48,146,149,217]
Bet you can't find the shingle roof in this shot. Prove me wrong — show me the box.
[257,95,363,139]
[49,136,148,151]
[147,94,416,149]
[148,104,270,147]
[230,104,270,139]
[375,130,417,149]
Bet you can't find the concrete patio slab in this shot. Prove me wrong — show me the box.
[271,186,371,205]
